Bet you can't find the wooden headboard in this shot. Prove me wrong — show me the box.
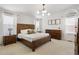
[17,24,35,34]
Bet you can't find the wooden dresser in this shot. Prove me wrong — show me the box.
[3,35,16,45]
[46,29,61,40]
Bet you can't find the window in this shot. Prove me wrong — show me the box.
[65,17,77,34]
[3,15,14,24]
[2,13,15,36]
[35,19,42,32]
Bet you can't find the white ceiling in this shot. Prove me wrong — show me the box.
[0,4,78,16]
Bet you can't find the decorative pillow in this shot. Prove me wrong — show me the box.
[27,30,31,34]
[20,29,28,34]
[27,29,35,34]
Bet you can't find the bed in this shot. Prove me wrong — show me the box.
[17,24,51,51]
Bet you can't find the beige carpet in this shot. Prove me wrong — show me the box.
[0,39,75,55]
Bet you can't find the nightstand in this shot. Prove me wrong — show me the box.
[3,35,16,46]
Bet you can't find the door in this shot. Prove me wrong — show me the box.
[76,18,79,54]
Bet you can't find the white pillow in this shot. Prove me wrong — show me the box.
[20,29,28,34]
[20,29,35,34]
[33,29,37,32]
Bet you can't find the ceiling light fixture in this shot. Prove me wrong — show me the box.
[37,4,51,16]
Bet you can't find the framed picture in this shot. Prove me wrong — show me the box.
[56,19,60,25]
[51,20,55,25]
[48,19,61,25]
[48,20,52,25]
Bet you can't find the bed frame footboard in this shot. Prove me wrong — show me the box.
[19,35,51,52]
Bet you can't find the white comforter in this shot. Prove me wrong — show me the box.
[18,33,49,42]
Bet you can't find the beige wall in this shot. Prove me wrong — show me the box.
[0,12,3,35]
[0,12,3,44]
[0,36,3,45]
[17,14,34,24]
